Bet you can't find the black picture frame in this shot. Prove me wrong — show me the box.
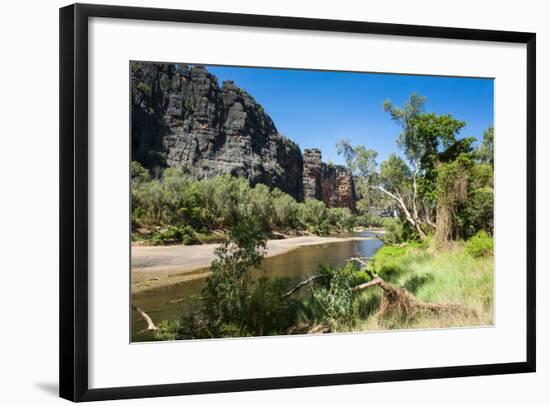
[59,3,536,402]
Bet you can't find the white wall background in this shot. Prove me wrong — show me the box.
[0,0,546,404]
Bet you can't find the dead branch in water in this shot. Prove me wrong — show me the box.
[132,304,158,331]
[283,274,322,297]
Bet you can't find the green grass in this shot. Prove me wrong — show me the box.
[339,239,494,332]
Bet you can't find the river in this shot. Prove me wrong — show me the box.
[131,231,384,341]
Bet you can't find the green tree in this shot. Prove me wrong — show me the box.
[477,126,494,165]
[202,221,267,336]
[130,161,150,184]
[271,189,300,230]
[336,140,385,215]
[433,154,473,243]
[336,140,378,180]
[336,138,356,171]
[159,220,297,339]
[354,146,378,180]
[381,93,467,238]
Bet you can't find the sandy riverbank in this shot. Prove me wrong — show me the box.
[132,235,377,293]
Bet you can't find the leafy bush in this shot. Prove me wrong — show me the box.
[465,231,494,258]
[150,225,199,246]
[131,161,150,184]
[271,190,301,230]
[299,199,329,235]
[310,263,371,326]
[131,164,365,242]
[458,186,494,239]
[130,62,141,73]
[161,76,178,92]
[136,82,151,96]
[153,320,180,341]
[244,277,295,336]
[355,214,385,228]
[382,218,405,243]
[328,207,356,232]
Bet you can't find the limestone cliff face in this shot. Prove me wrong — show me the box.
[131,62,303,200]
[131,62,355,208]
[303,149,356,209]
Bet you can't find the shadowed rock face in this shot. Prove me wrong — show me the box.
[303,149,356,209]
[131,62,303,200]
[131,62,355,208]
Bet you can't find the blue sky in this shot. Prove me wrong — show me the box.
[204,65,494,166]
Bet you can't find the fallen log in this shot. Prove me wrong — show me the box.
[347,257,475,320]
[351,277,384,291]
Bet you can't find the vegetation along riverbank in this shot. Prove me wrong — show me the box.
[130,62,494,341]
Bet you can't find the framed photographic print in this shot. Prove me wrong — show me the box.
[59,3,536,402]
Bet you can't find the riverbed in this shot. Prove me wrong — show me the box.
[131,231,384,341]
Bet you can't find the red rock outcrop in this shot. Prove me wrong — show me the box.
[303,149,356,209]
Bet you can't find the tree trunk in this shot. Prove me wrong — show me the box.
[372,185,427,239]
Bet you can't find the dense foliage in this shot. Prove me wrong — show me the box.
[337,93,494,244]
[132,165,361,244]
[154,221,297,339]
[465,230,494,258]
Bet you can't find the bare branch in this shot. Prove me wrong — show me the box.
[351,277,384,291]
[132,304,157,331]
[347,256,379,279]
[348,256,370,267]
[374,235,408,248]
[423,216,436,228]
[283,274,322,297]
[370,185,401,203]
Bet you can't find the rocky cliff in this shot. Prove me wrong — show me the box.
[303,149,356,209]
[131,62,303,199]
[131,62,355,208]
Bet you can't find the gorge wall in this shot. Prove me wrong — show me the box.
[131,62,355,209]
[302,149,356,209]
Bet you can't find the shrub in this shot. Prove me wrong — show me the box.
[465,231,494,258]
[130,62,141,73]
[382,218,405,243]
[131,161,150,184]
[150,225,200,246]
[180,226,200,245]
[245,277,295,336]
[161,76,178,92]
[459,186,494,239]
[299,199,329,235]
[154,320,180,341]
[356,213,385,228]
[136,82,151,96]
[311,263,371,326]
[271,190,300,230]
[328,207,355,232]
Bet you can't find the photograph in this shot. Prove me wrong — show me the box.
[130,61,495,342]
